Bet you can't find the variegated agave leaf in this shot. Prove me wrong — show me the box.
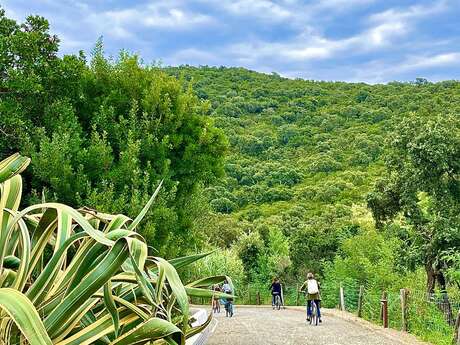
[0,154,224,344]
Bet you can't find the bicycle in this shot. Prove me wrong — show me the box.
[300,288,321,326]
[309,300,319,326]
[273,294,282,310]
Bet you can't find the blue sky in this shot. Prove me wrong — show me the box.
[3,0,460,83]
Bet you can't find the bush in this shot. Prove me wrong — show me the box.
[308,154,342,173]
[210,197,237,213]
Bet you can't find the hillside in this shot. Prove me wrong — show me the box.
[167,66,460,279]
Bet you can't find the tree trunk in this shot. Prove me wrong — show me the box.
[425,259,436,294]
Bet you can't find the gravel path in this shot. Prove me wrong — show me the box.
[206,306,430,345]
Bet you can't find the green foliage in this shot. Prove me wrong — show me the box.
[185,249,245,293]
[367,112,460,291]
[443,250,460,285]
[265,227,291,278]
[236,231,265,280]
[323,229,401,290]
[322,219,455,345]
[0,10,227,256]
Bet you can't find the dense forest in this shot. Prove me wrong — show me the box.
[166,66,460,293]
[2,8,460,323]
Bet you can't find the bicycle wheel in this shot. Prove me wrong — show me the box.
[275,295,281,310]
[310,301,316,325]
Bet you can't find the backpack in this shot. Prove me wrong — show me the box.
[307,279,319,294]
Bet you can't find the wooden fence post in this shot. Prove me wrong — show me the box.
[380,291,385,320]
[256,291,261,305]
[453,309,460,345]
[340,283,345,311]
[357,285,364,318]
[400,288,408,332]
[381,291,388,328]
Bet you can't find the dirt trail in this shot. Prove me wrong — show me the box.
[206,306,431,345]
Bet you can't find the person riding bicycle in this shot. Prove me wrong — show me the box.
[222,279,234,317]
[269,277,283,309]
[300,272,322,323]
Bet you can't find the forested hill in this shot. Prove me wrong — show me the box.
[168,66,392,217]
[167,66,460,276]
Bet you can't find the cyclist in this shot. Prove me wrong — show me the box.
[269,277,283,309]
[222,279,234,317]
[300,272,322,323]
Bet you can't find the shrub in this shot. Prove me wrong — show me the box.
[308,154,342,173]
[0,153,231,344]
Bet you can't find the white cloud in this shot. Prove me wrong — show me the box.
[314,0,376,11]
[221,0,293,21]
[86,2,214,39]
[179,1,413,70]
[200,0,376,25]
[223,23,400,65]
[143,8,211,27]
[344,52,460,83]
[398,52,460,71]
[282,46,333,59]
[242,1,450,61]
[170,48,220,65]
[2,5,21,21]
[55,32,91,51]
[368,1,447,23]
[361,21,407,46]
[356,1,448,48]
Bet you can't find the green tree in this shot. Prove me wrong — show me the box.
[0,10,228,256]
[367,112,460,292]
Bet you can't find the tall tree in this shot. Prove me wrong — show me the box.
[0,9,228,256]
[367,112,460,292]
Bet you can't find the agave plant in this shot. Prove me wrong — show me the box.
[0,153,232,345]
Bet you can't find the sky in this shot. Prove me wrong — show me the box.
[3,0,460,83]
